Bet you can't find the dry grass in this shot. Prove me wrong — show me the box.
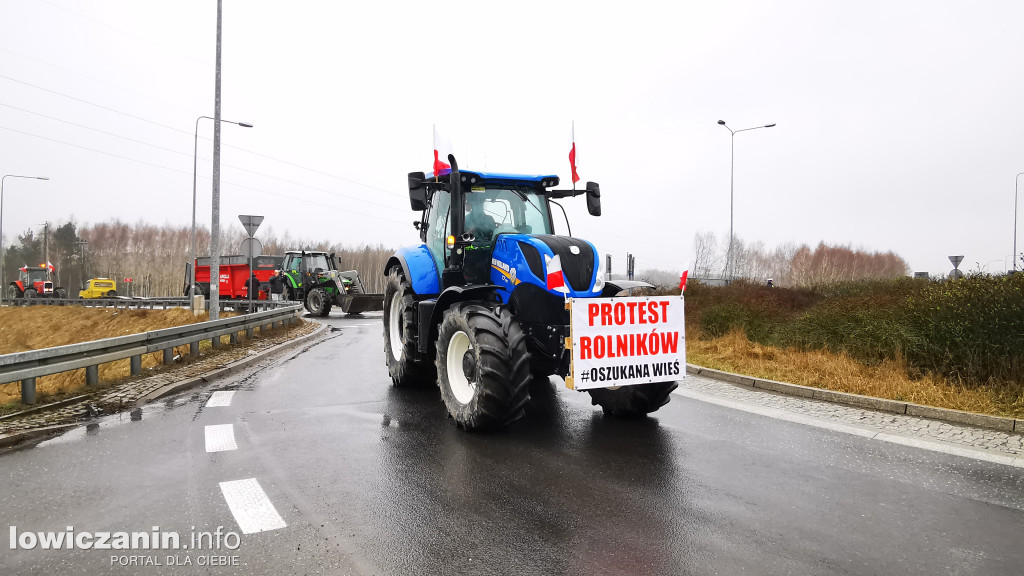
[0,307,236,406]
[687,328,1024,419]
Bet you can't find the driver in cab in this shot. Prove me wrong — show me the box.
[465,192,496,243]
[463,192,497,283]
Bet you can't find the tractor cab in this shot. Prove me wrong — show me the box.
[408,166,601,293]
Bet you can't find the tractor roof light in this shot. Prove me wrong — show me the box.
[446,235,456,249]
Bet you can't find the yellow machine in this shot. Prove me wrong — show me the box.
[79,278,117,298]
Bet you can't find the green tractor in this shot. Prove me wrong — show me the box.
[281,250,383,316]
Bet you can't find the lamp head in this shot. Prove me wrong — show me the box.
[717,120,726,125]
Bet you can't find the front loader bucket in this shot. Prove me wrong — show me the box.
[337,293,383,315]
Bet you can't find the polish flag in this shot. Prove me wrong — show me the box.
[545,254,568,293]
[433,124,452,176]
[569,121,580,185]
[46,261,55,273]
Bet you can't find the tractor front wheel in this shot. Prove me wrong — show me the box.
[383,269,434,386]
[587,382,678,418]
[23,288,36,299]
[306,287,332,317]
[435,304,531,431]
[106,290,117,297]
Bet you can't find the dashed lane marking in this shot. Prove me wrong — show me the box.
[204,424,238,452]
[206,391,235,407]
[219,478,288,534]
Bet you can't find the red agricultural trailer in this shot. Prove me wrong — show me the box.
[184,255,283,299]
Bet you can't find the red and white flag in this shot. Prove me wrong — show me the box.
[569,121,580,185]
[545,254,568,293]
[433,124,452,176]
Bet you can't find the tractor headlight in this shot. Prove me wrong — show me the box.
[593,261,605,293]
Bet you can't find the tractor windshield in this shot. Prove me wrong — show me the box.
[25,269,48,283]
[305,254,331,273]
[466,188,552,239]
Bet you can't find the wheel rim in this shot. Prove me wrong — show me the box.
[310,291,322,312]
[446,330,475,405]
[388,292,404,362]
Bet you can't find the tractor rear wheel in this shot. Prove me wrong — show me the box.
[6,285,20,300]
[24,288,36,299]
[587,381,678,418]
[383,269,434,386]
[435,304,531,431]
[306,287,332,317]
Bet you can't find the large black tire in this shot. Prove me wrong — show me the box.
[7,285,21,300]
[587,381,678,418]
[306,287,332,317]
[435,303,531,431]
[55,288,68,299]
[23,288,36,299]
[383,269,434,386]
[106,290,117,297]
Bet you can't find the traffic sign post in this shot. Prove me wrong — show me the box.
[239,215,264,313]
[948,255,965,280]
[238,215,264,237]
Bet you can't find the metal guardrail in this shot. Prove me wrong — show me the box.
[0,296,294,311]
[0,304,303,405]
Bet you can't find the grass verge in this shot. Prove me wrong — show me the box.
[688,328,1024,419]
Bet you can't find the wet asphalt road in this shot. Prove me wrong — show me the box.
[3,312,1024,575]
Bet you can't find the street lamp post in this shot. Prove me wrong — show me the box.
[190,116,252,311]
[1015,172,1024,272]
[1,174,49,300]
[717,120,776,283]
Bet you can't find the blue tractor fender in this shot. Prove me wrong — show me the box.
[386,245,441,296]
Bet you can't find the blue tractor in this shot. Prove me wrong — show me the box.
[383,155,677,430]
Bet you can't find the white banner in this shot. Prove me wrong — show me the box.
[568,296,685,390]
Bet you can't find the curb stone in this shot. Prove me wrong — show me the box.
[0,322,330,447]
[0,424,79,451]
[686,364,1018,432]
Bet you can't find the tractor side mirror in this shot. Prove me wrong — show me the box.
[408,171,427,211]
[586,181,601,216]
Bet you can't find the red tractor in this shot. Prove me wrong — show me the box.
[7,263,68,300]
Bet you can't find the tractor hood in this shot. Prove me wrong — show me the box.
[489,233,604,298]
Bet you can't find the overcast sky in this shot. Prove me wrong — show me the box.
[2,0,1023,277]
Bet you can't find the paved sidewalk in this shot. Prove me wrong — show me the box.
[679,373,1024,458]
[0,320,319,437]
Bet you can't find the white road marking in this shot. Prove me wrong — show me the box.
[673,387,1024,469]
[206,391,235,407]
[219,478,287,534]
[204,424,238,452]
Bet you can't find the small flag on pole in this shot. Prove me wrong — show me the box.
[569,121,580,186]
[679,270,689,292]
[433,124,452,177]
